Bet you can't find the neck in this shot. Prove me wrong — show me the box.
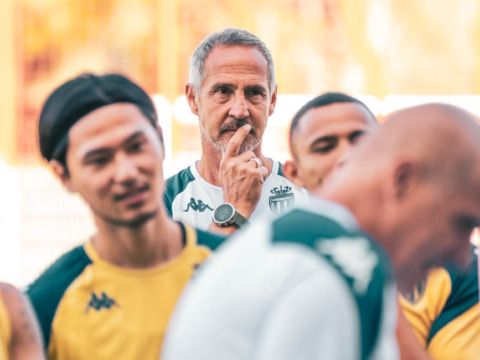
[92,207,183,269]
[197,138,272,186]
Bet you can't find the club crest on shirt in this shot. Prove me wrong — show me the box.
[85,292,120,313]
[269,186,294,214]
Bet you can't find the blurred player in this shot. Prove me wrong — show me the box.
[162,103,480,360]
[27,73,224,360]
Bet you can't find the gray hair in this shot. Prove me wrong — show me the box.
[189,28,276,94]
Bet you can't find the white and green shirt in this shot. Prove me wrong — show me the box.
[163,160,308,230]
[162,199,398,360]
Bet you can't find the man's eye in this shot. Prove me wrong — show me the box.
[456,217,477,233]
[350,131,365,144]
[246,88,264,97]
[87,157,109,167]
[129,141,145,152]
[312,142,336,154]
[215,87,230,95]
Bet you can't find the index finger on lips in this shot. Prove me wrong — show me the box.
[223,124,251,158]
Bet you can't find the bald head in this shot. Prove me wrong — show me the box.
[369,104,480,194]
[322,103,480,291]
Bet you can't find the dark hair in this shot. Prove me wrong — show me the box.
[289,92,378,148]
[38,73,158,168]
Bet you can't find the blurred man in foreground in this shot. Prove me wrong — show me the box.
[27,73,224,360]
[162,103,480,360]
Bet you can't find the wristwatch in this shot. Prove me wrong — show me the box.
[212,203,249,228]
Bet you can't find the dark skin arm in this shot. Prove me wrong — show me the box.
[0,283,45,360]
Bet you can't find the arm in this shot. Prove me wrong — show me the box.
[0,283,45,360]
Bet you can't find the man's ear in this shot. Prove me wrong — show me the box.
[50,160,76,193]
[185,83,199,115]
[283,159,305,188]
[392,158,422,200]
[268,86,277,116]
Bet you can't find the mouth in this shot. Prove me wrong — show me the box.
[113,185,150,206]
[220,123,256,136]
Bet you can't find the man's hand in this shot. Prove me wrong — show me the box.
[218,124,268,219]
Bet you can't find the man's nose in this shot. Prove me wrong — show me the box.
[229,93,249,119]
[335,142,354,169]
[113,154,139,184]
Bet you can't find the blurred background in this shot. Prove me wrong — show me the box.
[1,0,480,287]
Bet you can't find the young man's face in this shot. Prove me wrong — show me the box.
[56,103,165,228]
[186,44,277,154]
[285,102,378,192]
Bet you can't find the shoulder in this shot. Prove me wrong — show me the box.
[163,166,196,215]
[269,208,393,359]
[164,166,196,199]
[26,244,92,346]
[27,245,92,297]
[270,207,393,291]
[184,224,228,251]
[428,255,479,342]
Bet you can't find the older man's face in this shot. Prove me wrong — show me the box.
[189,45,276,154]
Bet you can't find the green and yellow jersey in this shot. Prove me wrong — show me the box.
[0,292,10,360]
[400,252,479,360]
[27,224,224,360]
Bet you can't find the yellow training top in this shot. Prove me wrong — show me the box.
[400,252,479,360]
[27,224,225,360]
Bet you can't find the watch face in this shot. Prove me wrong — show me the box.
[214,203,235,223]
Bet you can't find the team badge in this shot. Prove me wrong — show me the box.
[269,186,294,214]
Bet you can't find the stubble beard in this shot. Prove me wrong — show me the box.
[199,121,261,155]
[98,209,159,229]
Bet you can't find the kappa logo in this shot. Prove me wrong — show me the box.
[269,186,294,214]
[316,237,379,295]
[85,292,120,313]
[183,198,214,212]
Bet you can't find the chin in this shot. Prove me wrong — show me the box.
[102,209,158,229]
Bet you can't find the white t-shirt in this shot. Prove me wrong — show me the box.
[163,160,308,230]
[161,199,399,360]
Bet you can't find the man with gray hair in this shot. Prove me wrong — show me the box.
[164,28,306,233]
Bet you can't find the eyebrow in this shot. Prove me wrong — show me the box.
[245,84,268,93]
[308,135,338,150]
[210,82,235,89]
[82,131,146,160]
